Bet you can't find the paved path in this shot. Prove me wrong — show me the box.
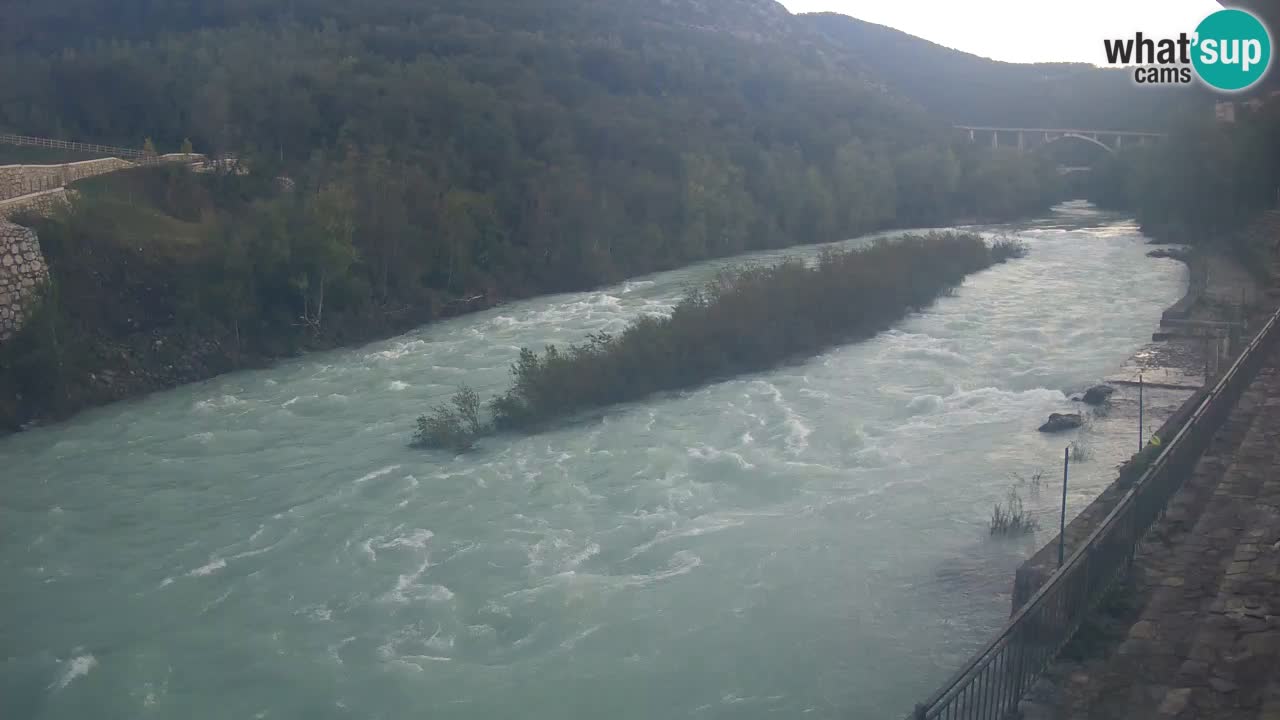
[1028,344,1280,719]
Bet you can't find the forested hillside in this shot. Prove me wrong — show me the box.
[1,0,1067,290]
[0,0,1183,428]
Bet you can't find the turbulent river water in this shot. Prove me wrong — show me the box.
[1,202,1190,720]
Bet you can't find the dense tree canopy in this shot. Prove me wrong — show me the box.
[0,0,1076,301]
[1084,102,1280,268]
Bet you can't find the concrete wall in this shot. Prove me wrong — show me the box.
[0,157,135,202]
[0,219,50,341]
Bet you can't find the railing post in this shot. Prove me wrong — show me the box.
[1138,374,1144,451]
[1008,626,1024,709]
[1127,488,1139,570]
[1059,447,1069,568]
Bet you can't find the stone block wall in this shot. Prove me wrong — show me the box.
[0,219,49,341]
[0,157,135,201]
[0,188,70,220]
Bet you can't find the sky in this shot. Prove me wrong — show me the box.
[778,0,1224,65]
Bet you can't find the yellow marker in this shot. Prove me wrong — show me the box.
[1150,435,1162,447]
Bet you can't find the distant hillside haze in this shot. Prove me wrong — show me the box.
[3,0,1188,140]
[795,12,1194,129]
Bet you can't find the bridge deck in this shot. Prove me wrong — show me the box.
[954,125,1169,137]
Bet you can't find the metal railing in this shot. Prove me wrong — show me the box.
[908,303,1280,720]
[0,132,145,159]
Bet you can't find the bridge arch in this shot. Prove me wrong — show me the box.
[954,127,1166,157]
[1040,132,1115,155]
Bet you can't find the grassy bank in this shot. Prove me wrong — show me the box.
[417,231,1025,450]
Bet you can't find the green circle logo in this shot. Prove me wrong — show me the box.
[1193,9,1272,92]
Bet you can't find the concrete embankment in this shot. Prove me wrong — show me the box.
[1012,251,1267,612]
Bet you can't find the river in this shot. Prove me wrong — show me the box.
[0,202,1189,719]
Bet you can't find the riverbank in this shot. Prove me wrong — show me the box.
[0,278,507,434]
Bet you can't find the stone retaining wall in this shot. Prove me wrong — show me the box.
[0,219,49,341]
[0,187,66,340]
[0,157,135,201]
[0,188,70,220]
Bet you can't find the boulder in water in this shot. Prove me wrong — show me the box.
[1039,413,1083,433]
[1085,384,1116,407]
[1082,384,1116,406]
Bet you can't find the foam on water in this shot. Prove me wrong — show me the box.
[355,464,402,484]
[375,528,434,550]
[188,558,227,577]
[381,556,434,604]
[50,653,97,691]
[0,205,1189,720]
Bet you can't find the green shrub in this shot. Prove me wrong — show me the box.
[990,237,1029,262]
[414,386,485,452]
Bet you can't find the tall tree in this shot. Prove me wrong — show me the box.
[297,183,357,328]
